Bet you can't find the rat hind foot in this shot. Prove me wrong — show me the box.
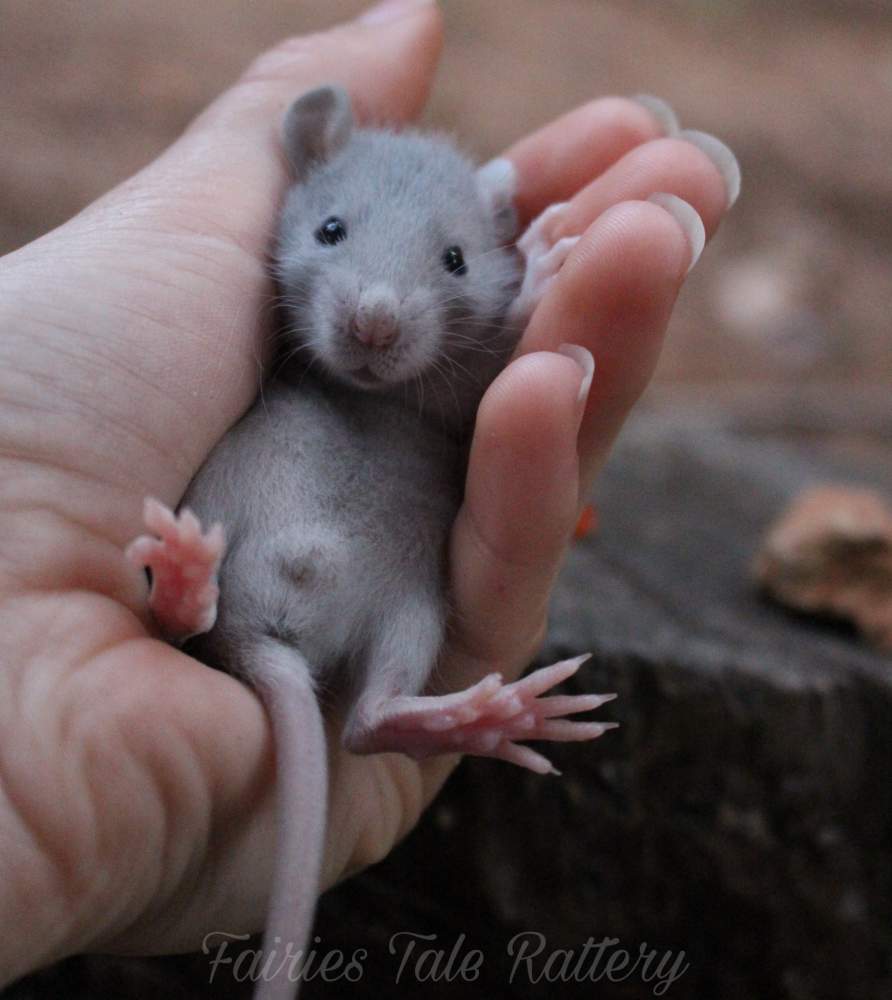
[126,497,225,643]
[345,655,617,775]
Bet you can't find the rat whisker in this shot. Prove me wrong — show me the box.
[431,356,465,421]
[162,92,615,1000]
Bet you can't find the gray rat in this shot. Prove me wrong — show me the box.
[125,84,615,1000]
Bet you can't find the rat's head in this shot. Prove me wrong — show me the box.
[274,86,521,422]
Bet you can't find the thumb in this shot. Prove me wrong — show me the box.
[0,0,444,547]
[90,0,444,255]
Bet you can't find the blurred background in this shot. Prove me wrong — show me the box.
[2,2,891,999]
[2,0,891,405]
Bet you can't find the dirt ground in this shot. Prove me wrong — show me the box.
[1,0,890,399]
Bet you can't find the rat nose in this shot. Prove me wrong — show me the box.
[352,286,400,349]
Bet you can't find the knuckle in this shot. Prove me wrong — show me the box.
[578,96,657,146]
[635,135,718,181]
[239,35,319,86]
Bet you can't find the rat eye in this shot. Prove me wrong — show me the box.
[442,245,467,276]
[315,217,347,246]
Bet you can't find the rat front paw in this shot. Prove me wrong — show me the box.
[126,497,225,643]
[509,203,580,325]
[345,654,617,775]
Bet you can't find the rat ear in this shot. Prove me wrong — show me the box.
[475,157,519,243]
[282,85,353,177]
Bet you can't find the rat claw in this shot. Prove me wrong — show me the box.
[420,672,502,713]
[463,672,502,708]
[536,692,618,718]
[207,522,226,555]
[494,740,558,775]
[178,507,201,543]
[528,719,619,742]
[511,654,591,699]
[539,235,580,271]
[537,237,580,284]
[510,222,582,325]
[127,494,225,642]
[143,497,177,538]
[350,658,610,770]
[143,496,164,522]
[537,201,570,226]
[518,201,570,258]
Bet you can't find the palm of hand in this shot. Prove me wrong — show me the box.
[0,4,730,983]
[0,114,435,962]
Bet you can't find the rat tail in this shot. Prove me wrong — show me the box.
[249,638,327,1000]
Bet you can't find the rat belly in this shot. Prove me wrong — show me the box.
[181,377,461,681]
[129,377,617,775]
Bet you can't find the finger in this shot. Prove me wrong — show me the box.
[504,97,672,227]
[0,4,444,556]
[529,134,737,247]
[202,1,442,129]
[447,349,591,686]
[518,197,706,490]
[41,6,440,261]
[92,4,444,256]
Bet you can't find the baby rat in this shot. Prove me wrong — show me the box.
[125,85,615,1000]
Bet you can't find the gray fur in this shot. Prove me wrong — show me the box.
[274,112,520,430]
[180,86,523,999]
[282,85,353,178]
[185,377,463,714]
[186,85,523,719]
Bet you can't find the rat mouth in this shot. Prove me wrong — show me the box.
[349,365,384,386]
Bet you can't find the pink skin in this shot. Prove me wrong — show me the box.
[128,496,617,774]
[0,0,736,979]
[348,657,618,775]
[508,202,578,324]
[126,205,618,775]
[125,498,224,642]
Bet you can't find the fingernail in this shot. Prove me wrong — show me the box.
[358,0,435,25]
[631,94,680,136]
[679,128,741,208]
[557,344,595,408]
[648,193,706,274]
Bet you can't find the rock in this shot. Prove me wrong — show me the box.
[6,413,892,1000]
[301,412,892,1000]
[755,485,892,652]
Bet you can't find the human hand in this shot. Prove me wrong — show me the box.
[0,0,736,982]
